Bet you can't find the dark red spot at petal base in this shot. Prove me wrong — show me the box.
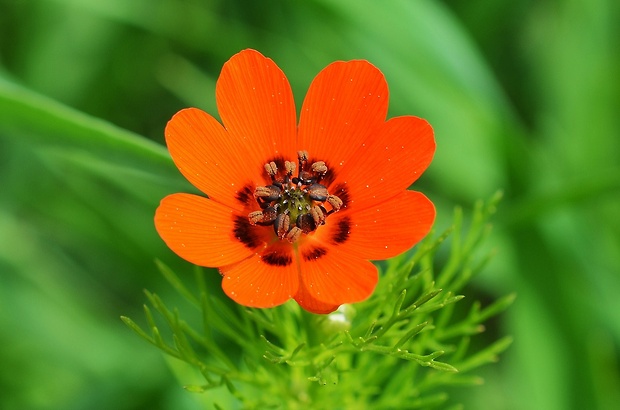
[233,215,261,249]
[332,216,351,244]
[265,156,288,181]
[263,251,292,266]
[236,185,254,206]
[302,247,327,261]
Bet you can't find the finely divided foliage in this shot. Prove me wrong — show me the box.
[125,194,512,408]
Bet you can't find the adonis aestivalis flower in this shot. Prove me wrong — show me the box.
[155,49,435,314]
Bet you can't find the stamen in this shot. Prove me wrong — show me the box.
[299,170,313,184]
[285,161,296,175]
[327,194,343,211]
[296,214,316,233]
[274,213,291,238]
[307,184,328,202]
[286,226,302,242]
[248,206,278,225]
[265,161,278,177]
[311,161,328,174]
[254,185,282,202]
[310,206,326,226]
[248,151,344,243]
[297,150,309,163]
[248,210,264,225]
[262,206,277,222]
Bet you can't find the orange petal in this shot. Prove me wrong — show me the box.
[330,116,435,211]
[315,190,435,260]
[298,246,378,306]
[298,59,388,176]
[216,49,298,173]
[294,283,340,314]
[165,108,258,211]
[155,193,254,267]
[220,241,298,308]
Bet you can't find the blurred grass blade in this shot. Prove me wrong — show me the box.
[316,0,523,198]
[0,77,180,183]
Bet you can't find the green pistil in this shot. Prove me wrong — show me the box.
[280,188,311,223]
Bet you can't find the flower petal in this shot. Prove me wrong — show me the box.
[298,246,378,306]
[330,116,435,211]
[155,193,253,267]
[220,242,299,308]
[315,190,435,260]
[165,108,258,211]
[216,49,297,171]
[298,60,388,175]
[294,283,340,314]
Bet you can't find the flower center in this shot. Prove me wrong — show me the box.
[248,150,343,242]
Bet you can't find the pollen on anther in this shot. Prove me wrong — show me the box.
[311,161,328,174]
[285,161,296,174]
[297,150,309,162]
[265,161,278,176]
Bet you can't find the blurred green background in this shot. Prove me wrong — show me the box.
[1,0,619,409]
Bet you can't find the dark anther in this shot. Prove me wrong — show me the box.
[261,206,278,224]
[274,213,291,238]
[299,170,313,184]
[310,205,326,226]
[254,185,282,202]
[249,207,278,225]
[296,213,316,233]
[307,183,328,202]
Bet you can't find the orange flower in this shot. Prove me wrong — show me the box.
[155,49,436,314]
